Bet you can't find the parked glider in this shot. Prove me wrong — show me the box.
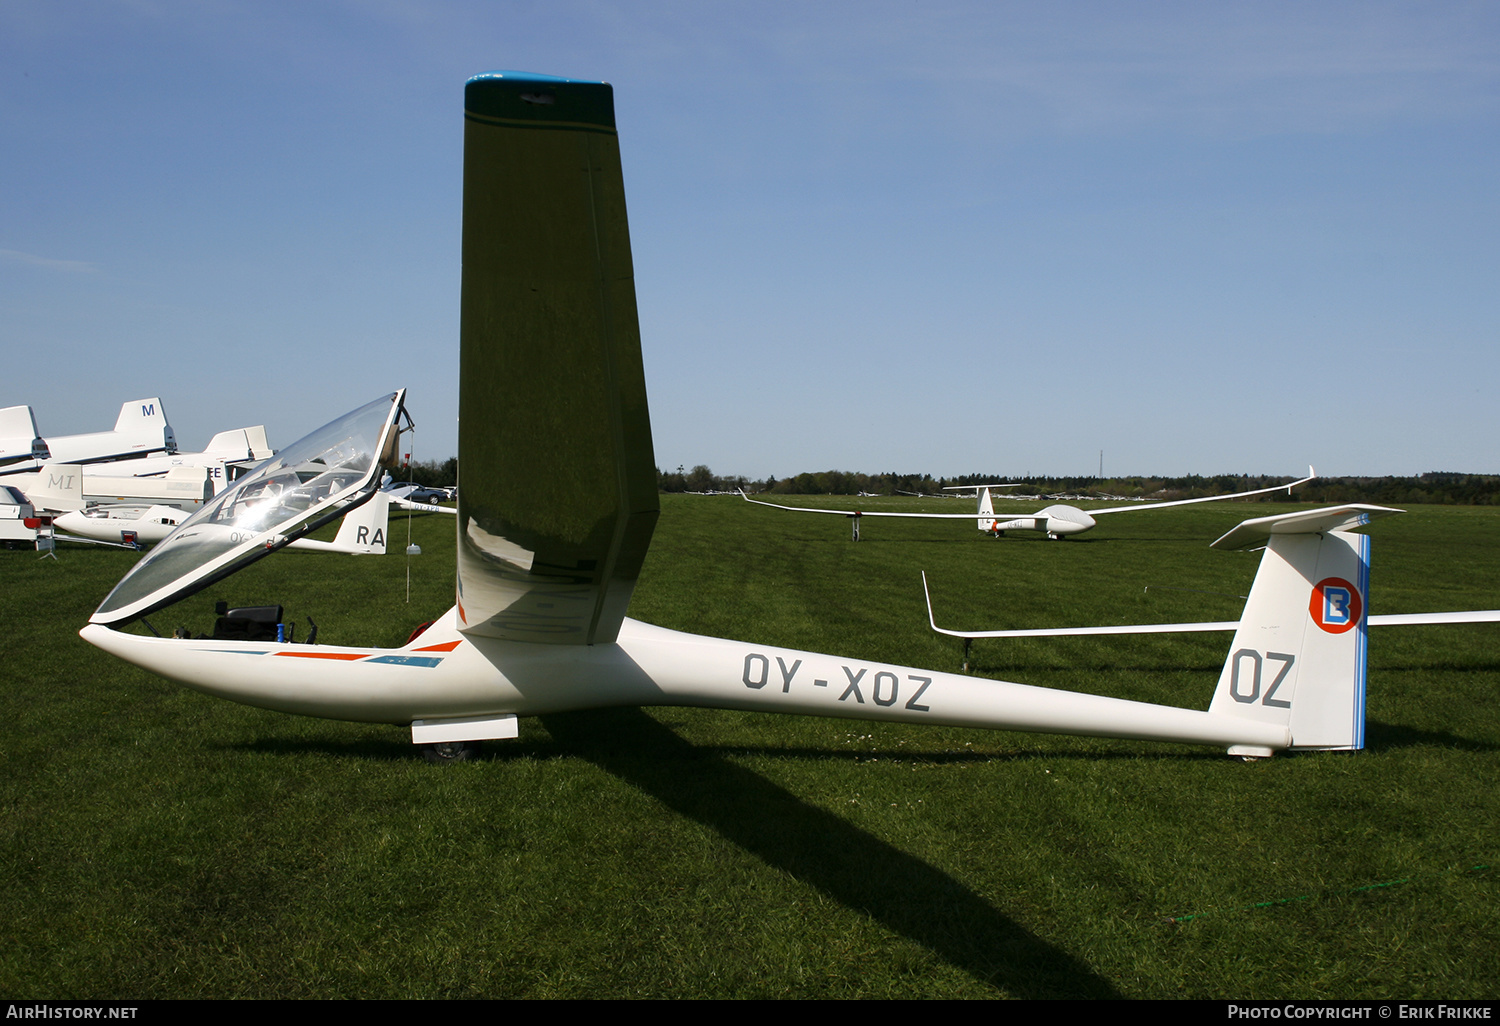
[0,484,37,547]
[389,493,457,515]
[54,491,393,554]
[79,72,1422,762]
[743,471,1316,541]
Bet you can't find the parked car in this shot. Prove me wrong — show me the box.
[383,481,450,504]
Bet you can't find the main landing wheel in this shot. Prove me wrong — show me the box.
[420,740,481,764]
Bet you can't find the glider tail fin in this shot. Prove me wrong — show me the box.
[112,398,177,453]
[332,492,389,554]
[1207,505,1401,752]
[977,487,996,532]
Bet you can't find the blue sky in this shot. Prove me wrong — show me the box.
[3,1,1496,479]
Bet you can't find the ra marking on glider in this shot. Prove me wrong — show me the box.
[742,470,1316,541]
[78,72,1471,763]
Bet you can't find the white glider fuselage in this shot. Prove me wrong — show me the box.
[80,608,1290,752]
[986,502,1097,537]
[53,504,189,543]
[58,492,391,554]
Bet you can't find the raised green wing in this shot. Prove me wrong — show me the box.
[456,73,658,645]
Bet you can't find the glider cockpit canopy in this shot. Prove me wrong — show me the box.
[89,391,406,626]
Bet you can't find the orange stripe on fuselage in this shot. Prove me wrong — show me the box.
[414,640,462,652]
[274,651,369,660]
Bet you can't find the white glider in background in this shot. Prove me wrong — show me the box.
[390,494,457,515]
[743,471,1316,541]
[78,72,1470,764]
[54,491,393,554]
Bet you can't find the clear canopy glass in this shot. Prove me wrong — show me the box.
[91,391,404,625]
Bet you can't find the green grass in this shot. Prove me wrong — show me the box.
[1,497,1496,998]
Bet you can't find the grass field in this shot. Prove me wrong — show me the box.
[2,494,1497,998]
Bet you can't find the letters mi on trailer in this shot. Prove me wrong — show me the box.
[78,72,1467,762]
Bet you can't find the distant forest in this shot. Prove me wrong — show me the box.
[396,458,1500,506]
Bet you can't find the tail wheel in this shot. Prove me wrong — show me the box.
[420,740,481,764]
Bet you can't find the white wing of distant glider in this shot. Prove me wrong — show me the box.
[742,468,1317,540]
[923,504,1500,640]
[1085,468,1317,516]
[740,491,989,520]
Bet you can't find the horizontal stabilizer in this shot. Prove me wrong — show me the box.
[1210,504,1403,551]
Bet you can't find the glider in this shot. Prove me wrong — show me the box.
[743,471,1315,541]
[389,494,457,515]
[79,72,1440,762]
[54,491,393,554]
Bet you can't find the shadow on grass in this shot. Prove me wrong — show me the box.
[230,735,443,762]
[235,731,1230,768]
[538,706,1120,999]
[1365,719,1500,754]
